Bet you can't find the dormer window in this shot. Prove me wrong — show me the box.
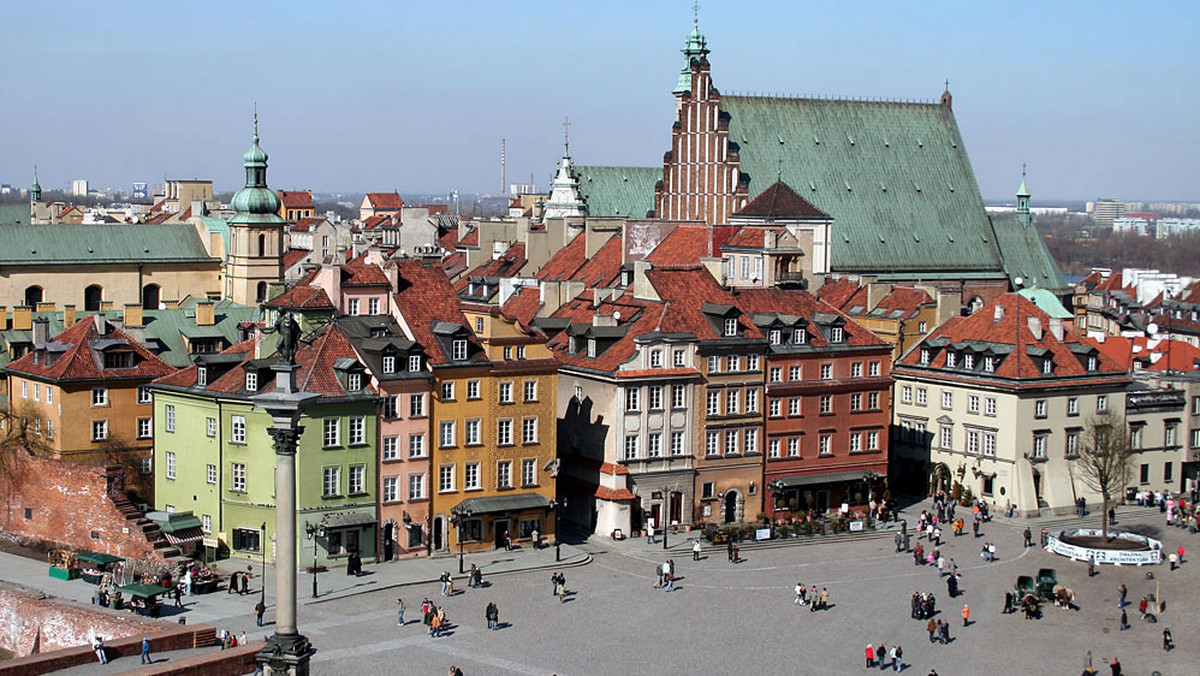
[724,318,738,337]
[793,328,806,344]
[984,356,995,373]
[568,336,577,354]
[452,339,467,361]
[650,349,663,368]
[197,367,207,386]
[920,348,930,365]
[102,350,135,369]
[964,354,974,369]
[409,355,421,372]
[348,373,362,391]
[1042,359,1053,375]
[946,352,957,368]
[587,338,596,358]
[245,372,257,391]
[1087,356,1097,371]
[382,355,395,373]
[830,327,844,343]
[769,330,781,345]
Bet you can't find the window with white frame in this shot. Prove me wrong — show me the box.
[624,435,639,460]
[137,417,152,439]
[322,466,341,496]
[985,397,997,416]
[524,380,537,402]
[706,431,719,455]
[820,395,832,414]
[647,433,662,458]
[965,429,979,454]
[707,390,720,416]
[92,420,108,441]
[946,352,957,368]
[383,477,398,503]
[794,328,806,344]
[92,387,108,406]
[941,390,953,409]
[790,365,801,380]
[724,318,738,336]
[901,385,913,404]
[820,364,832,380]
[940,424,953,449]
[410,394,425,417]
[672,385,686,409]
[137,386,152,404]
[1065,430,1080,457]
[46,420,53,439]
[245,371,257,391]
[850,393,862,411]
[465,419,480,445]
[1034,400,1047,418]
[232,462,246,492]
[347,373,362,391]
[725,428,739,454]
[1041,359,1052,375]
[165,451,176,479]
[467,380,480,399]
[408,355,421,372]
[348,298,360,315]
[673,349,686,367]
[916,388,928,406]
[671,431,685,455]
[747,354,760,371]
[648,385,663,410]
[349,416,366,445]
[726,389,740,415]
[206,464,218,484]
[440,381,454,401]
[770,329,782,344]
[818,434,832,456]
[323,418,340,447]
[769,399,781,417]
[349,464,366,494]
[746,388,759,413]
[1165,423,1177,447]
[867,431,879,450]
[770,367,782,382]
[497,461,512,489]
[869,392,880,410]
[517,345,526,360]
[983,432,996,456]
[726,355,739,372]
[650,349,663,368]
[503,347,513,361]
[745,429,758,454]
[202,514,212,533]
[438,465,455,492]
[409,473,426,500]
[920,349,930,365]
[522,417,537,444]
[452,339,467,361]
[769,439,780,458]
[439,421,455,447]
[382,355,395,374]
[521,458,536,486]
[381,396,397,419]
[984,356,995,372]
[382,436,399,460]
[830,327,844,343]
[45,386,53,404]
[787,438,799,457]
[587,339,596,358]
[851,362,863,378]
[964,354,975,369]
[869,361,880,377]
[499,382,513,404]
[497,419,513,445]
[464,462,480,490]
[409,433,425,458]
[850,432,862,453]
[708,356,720,373]
[624,386,639,412]
[1067,397,1078,416]
[1097,395,1108,412]
[789,398,800,416]
[967,395,980,414]
[1032,433,1047,458]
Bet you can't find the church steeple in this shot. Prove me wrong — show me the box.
[29,166,41,203]
[230,115,280,218]
[543,116,585,220]
[1016,165,1032,228]
[674,3,710,95]
[226,114,285,305]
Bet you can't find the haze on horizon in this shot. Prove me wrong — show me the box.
[3,1,1197,203]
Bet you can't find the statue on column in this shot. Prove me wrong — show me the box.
[277,311,300,366]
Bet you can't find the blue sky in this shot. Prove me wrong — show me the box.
[4,1,1197,202]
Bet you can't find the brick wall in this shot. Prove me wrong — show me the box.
[0,582,161,658]
[0,451,159,560]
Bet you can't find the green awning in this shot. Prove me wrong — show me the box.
[455,494,552,516]
[75,553,123,566]
[320,511,377,529]
[771,470,878,490]
[117,583,169,599]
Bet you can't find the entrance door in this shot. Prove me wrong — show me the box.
[493,519,509,549]
[1032,468,1044,507]
[668,492,684,524]
[723,492,738,523]
[383,523,395,561]
[816,489,830,513]
[432,517,443,551]
[649,504,661,530]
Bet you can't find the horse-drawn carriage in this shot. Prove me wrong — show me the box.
[1015,576,1040,619]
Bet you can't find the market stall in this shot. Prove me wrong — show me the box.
[117,583,169,617]
[75,553,124,585]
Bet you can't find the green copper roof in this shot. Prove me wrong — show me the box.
[571,166,659,218]
[1017,286,1072,319]
[989,212,1069,292]
[142,299,258,367]
[674,26,710,95]
[229,126,284,224]
[0,204,30,225]
[1016,177,1030,198]
[0,224,217,265]
[721,95,1003,274]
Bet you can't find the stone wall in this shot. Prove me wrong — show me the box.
[0,451,159,561]
[0,582,161,658]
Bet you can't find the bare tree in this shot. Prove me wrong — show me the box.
[0,401,54,528]
[1073,415,1134,539]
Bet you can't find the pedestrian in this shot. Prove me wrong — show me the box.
[865,644,875,668]
[932,526,941,546]
[1138,596,1148,618]
[1176,546,1185,564]
[486,602,499,630]
[448,666,463,676]
[903,532,911,552]
[254,599,266,627]
[397,598,406,626]
[927,616,937,642]
[1109,657,1121,676]
[972,519,980,537]
[727,540,734,562]
[219,628,229,650]
[1088,554,1096,577]
[1168,551,1178,570]
[183,569,193,596]
[988,542,997,561]
[819,587,830,611]
[876,643,886,671]
[556,573,567,603]
[173,584,183,607]
[504,530,512,551]
[240,569,250,595]
[654,563,664,588]
[1084,650,1092,672]
[891,645,901,672]
[1040,526,1048,547]
[1003,590,1013,614]
[961,604,969,626]
[795,582,805,606]
[440,571,449,596]
[646,522,655,544]
[239,631,247,648]
[895,531,903,553]
[913,545,923,566]
[692,539,702,561]
[1119,607,1129,630]
[228,571,239,594]
[732,543,740,563]
[92,636,107,664]
[662,561,675,592]
[468,564,478,588]
[473,566,483,588]
[446,575,456,597]
[1023,527,1032,547]
[946,573,958,598]
[1117,583,1127,608]
[937,555,946,577]
[430,610,442,638]
[1162,627,1173,651]
[949,558,957,576]
[141,636,152,664]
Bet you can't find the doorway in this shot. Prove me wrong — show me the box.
[432,516,443,551]
[493,519,510,549]
[649,504,662,531]
[383,522,395,561]
[1032,468,1044,507]
[723,491,738,523]
[668,492,684,525]
[815,489,830,514]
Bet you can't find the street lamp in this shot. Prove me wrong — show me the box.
[550,498,568,562]
[304,522,324,598]
[259,521,267,607]
[451,504,473,574]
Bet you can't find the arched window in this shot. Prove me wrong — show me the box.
[84,285,104,312]
[256,281,268,303]
[141,284,161,310]
[257,233,266,258]
[24,285,43,307]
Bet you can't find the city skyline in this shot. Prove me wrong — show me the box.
[4,1,1198,201]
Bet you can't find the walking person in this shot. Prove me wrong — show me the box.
[654,563,664,588]
[556,573,567,603]
[254,599,266,627]
[646,522,655,544]
[818,587,830,611]
[228,571,239,594]
[1117,583,1127,608]
[397,598,406,626]
[1119,607,1129,630]
[1163,627,1173,651]
[727,540,734,562]
[865,644,875,668]
[891,645,902,672]
[876,643,887,671]
[1088,554,1096,577]
[961,604,970,627]
[895,531,903,553]
[486,602,499,630]
[693,539,702,561]
[468,564,479,588]
[732,543,739,563]
[240,569,250,595]
[173,584,183,608]
[662,561,675,592]
[92,636,107,664]
[1023,527,1032,547]
[141,637,152,664]
[926,618,936,643]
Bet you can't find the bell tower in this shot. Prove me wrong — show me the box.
[226,116,286,305]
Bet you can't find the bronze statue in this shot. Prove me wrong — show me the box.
[277,312,300,365]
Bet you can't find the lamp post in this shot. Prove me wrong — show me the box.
[260,522,267,607]
[550,498,568,562]
[304,523,324,598]
[451,504,473,574]
[251,322,321,676]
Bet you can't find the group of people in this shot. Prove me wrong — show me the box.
[421,597,450,637]
[865,643,902,671]
[654,560,677,591]
[925,617,953,644]
[979,542,999,562]
[910,591,937,620]
[551,571,568,601]
[793,584,830,611]
[226,567,252,595]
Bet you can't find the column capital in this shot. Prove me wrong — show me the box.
[267,425,305,456]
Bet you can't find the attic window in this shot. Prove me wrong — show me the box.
[587,338,596,358]
[1042,359,1053,375]
[452,339,468,361]
[568,336,577,354]
[724,318,738,337]
[348,373,362,391]
[1087,356,1097,372]
[245,372,257,391]
[964,354,975,369]
[382,355,395,373]
[409,355,422,372]
[984,356,995,373]
[920,348,930,365]
[830,327,844,343]
[793,328,806,344]
[946,352,957,368]
[197,367,208,387]
[103,351,135,369]
[769,329,781,345]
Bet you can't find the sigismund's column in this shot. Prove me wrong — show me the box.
[253,350,320,676]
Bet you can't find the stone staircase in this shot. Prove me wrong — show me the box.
[109,493,192,567]
[191,625,218,648]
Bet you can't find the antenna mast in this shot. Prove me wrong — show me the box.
[501,139,506,196]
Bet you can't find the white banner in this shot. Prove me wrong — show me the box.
[1045,529,1162,566]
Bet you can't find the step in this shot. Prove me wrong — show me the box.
[192,628,217,648]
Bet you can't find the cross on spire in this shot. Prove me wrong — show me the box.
[944,78,950,91]
[563,116,571,156]
[693,1,700,26]
[1022,162,1026,178]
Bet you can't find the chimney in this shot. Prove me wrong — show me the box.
[492,241,510,260]
[35,302,56,313]
[593,312,616,328]
[1027,316,1043,341]
[32,317,49,345]
[866,283,891,311]
[315,264,342,312]
[632,260,660,301]
[99,300,114,312]
[13,305,32,331]
[934,289,962,326]
[992,304,1005,322]
[94,312,108,335]
[196,301,216,327]
[63,305,76,329]
[0,307,7,331]
[123,303,144,328]
[1048,317,1064,342]
[163,299,180,310]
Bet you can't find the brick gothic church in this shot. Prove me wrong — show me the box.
[565,22,1067,302]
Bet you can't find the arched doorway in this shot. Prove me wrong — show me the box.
[382,520,396,561]
[432,516,444,551]
[141,284,161,310]
[1031,468,1043,507]
[723,491,739,524]
[24,285,43,307]
[84,285,103,311]
[256,281,268,303]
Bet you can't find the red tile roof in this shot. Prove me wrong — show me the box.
[549,294,667,372]
[154,340,254,389]
[731,287,889,348]
[365,192,403,210]
[500,286,542,325]
[572,235,624,289]
[646,266,764,341]
[282,248,309,271]
[732,180,830,220]
[720,225,785,250]
[8,316,176,383]
[535,232,587,282]
[442,251,467,279]
[815,278,865,311]
[645,225,712,265]
[278,190,314,210]
[341,263,391,288]
[871,287,934,318]
[394,258,482,366]
[454,244,527,292]
[264,284,335,310]
[594,486,636,501]
[1095,272,1126,293]
[458,228,479,248]
[1091,335,1200,373]
[897,293,1127,381]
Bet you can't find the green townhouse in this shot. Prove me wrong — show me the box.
[151,321,380,568]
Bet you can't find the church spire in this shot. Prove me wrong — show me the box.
[674,3,710,95]
[1016,165,1031,227]
[230,113,280,217]
[30,165,41,203]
